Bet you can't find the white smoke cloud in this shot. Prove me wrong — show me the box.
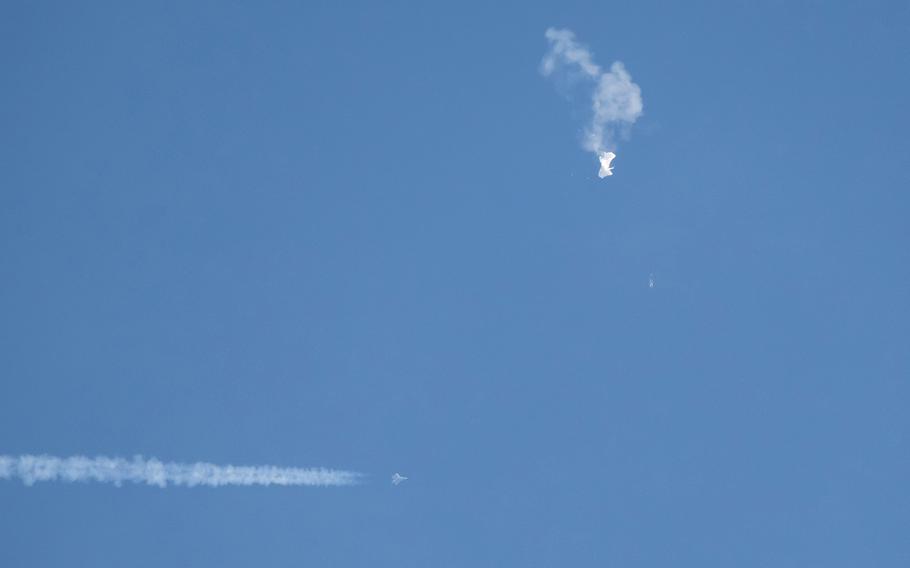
[541,28,643,173]
[541,28,601,78]
[0,454,361,488]
[585,62,643,153]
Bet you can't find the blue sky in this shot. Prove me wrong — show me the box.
[1,1,908,566]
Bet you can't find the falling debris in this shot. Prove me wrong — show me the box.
[648,273,655,288]
[598,151,616,178]
[391,473,408,485]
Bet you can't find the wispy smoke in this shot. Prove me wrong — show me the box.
[541,28,602,78]
[0,454,362,488]
[540,28,643,166]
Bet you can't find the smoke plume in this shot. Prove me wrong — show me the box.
[541,28,643,173]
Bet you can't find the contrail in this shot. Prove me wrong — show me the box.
[0,454,361,488]
[541,28,643,177]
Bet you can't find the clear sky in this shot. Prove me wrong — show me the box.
[1,1,908,566]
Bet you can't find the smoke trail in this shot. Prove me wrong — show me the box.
[0,454,361,488]
[540,28,643,175]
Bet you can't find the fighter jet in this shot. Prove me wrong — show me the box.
[598,151,616,178]
[391,473,408,485]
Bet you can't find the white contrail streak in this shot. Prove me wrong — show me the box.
[0,454,361,488]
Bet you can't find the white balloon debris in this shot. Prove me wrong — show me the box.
[598,151,616,178]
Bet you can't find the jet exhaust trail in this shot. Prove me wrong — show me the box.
[0,454,361,488]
